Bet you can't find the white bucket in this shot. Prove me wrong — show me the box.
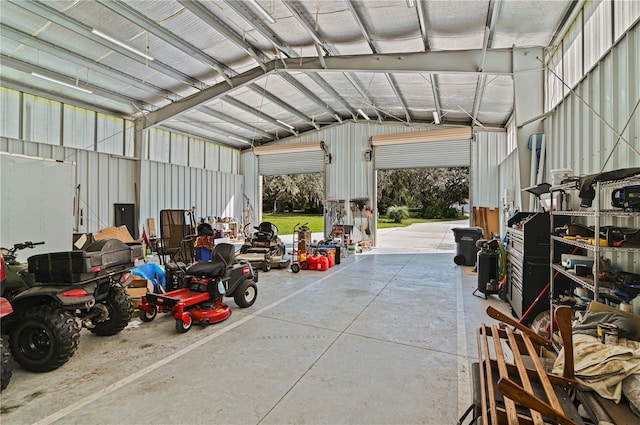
[551,168,573,186]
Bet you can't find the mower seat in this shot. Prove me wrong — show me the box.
[254,222,277,242]
[186,261,225,279]
[186,244,236,279]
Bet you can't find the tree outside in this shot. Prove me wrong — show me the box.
[377,168,469,219]
[262,168,469,222]
[262,173,324,214]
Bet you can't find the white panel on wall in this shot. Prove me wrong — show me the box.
[148,128,170,162]
[472,132,505,208]
[1,87,20,139]
[205,143,220,171]
[547,52,564,110]
[63,104,94,150]
[124,120,135,158]
[563,31,583,90]
[189,137,205,169]
[584,0,612,73]
[614,0,640,41]
[23,94,61,145]
[97,113,124,155]
[1,153,74,253]
[171,133,189,166]
[219,147,233,173]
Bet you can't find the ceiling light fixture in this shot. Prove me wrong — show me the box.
[432,111,441,124]
[31,72,93,94]
[406,0,416,7]
[247,0,276,24]
[276,119,295,130]
[92,29,154,61]
[229,135,251,144]
[357,108,371,121]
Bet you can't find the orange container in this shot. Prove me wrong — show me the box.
[327,253,335,268]
[316,256,329,271]
[307,255,318,270]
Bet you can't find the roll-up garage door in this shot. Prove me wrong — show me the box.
[254,141,325,176]
[371,127,472,170]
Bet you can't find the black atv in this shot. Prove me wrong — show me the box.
[1,239,142,372]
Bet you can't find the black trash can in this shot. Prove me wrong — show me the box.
[452,227,484,266]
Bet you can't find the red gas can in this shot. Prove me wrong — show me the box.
[316,256,329,271]
[307,255,318,270]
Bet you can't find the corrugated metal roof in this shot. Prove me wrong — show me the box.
[0,0,579,148]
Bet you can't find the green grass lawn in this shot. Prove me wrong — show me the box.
[262,213,325,235]
[263,213,468,234]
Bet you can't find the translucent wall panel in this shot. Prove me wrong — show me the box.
[189,137,205,168]
[205,143,220,171]
[563,29,583,90]
[614,0,640,41]
[124,120,135,157]
[1,87,20,139]
[547,51,564,109]
[97,113,124,155]
[148,128,170,162]
[171,133,189,166]
[63,104,94,150]
[23,94,61,145]
[584,0,612,72]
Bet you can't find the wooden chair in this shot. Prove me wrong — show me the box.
[469,306,583,425]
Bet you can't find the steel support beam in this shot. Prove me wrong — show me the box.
[97,0,234,86]
[1,54,149,110]
[177,0,269,69]
[345,1,377,53]
[277,73,342,122]
[143,49,514,129]
[282,0,334,56]
[13,0,206,89]
[385,74,411,123]
[1,24,179,102]
[416,0,431,51]
[195,106,274,139]
[222,96,299,137]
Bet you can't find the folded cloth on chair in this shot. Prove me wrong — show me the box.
[553,333,640,402]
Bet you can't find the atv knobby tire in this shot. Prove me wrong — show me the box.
[1,337,12,391]
[89,286,133,336]
[10,306,81,373]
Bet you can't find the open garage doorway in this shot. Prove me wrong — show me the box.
[377,167,470,225]
[370,127,473,248]
[261,173,325,236]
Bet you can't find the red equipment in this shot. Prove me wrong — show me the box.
[138,244,258,333]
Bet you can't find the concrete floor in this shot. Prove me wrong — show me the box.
[0,220,511,425]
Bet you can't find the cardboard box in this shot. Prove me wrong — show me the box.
[587,301,640,330]
[126,286,148,309]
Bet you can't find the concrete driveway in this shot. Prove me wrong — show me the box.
[278,218,471,256]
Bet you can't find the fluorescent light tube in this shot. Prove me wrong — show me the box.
[248,0,276,24]
[276,119,295,130]
[357,108,371,121]
[31,72,93,94]
[229,135,251,144]
[92,29,154,61]
[432,111,441,124]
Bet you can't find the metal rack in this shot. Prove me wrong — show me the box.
[549,176,640,344]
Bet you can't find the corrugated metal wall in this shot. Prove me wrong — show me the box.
[472,131,507,208]
[241,122,485,234]
[1,87,244,244]
[544,9,639,271]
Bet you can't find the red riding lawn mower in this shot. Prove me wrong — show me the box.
[138,243,258,333]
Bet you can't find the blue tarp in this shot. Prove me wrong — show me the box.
[132,263,166,293]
